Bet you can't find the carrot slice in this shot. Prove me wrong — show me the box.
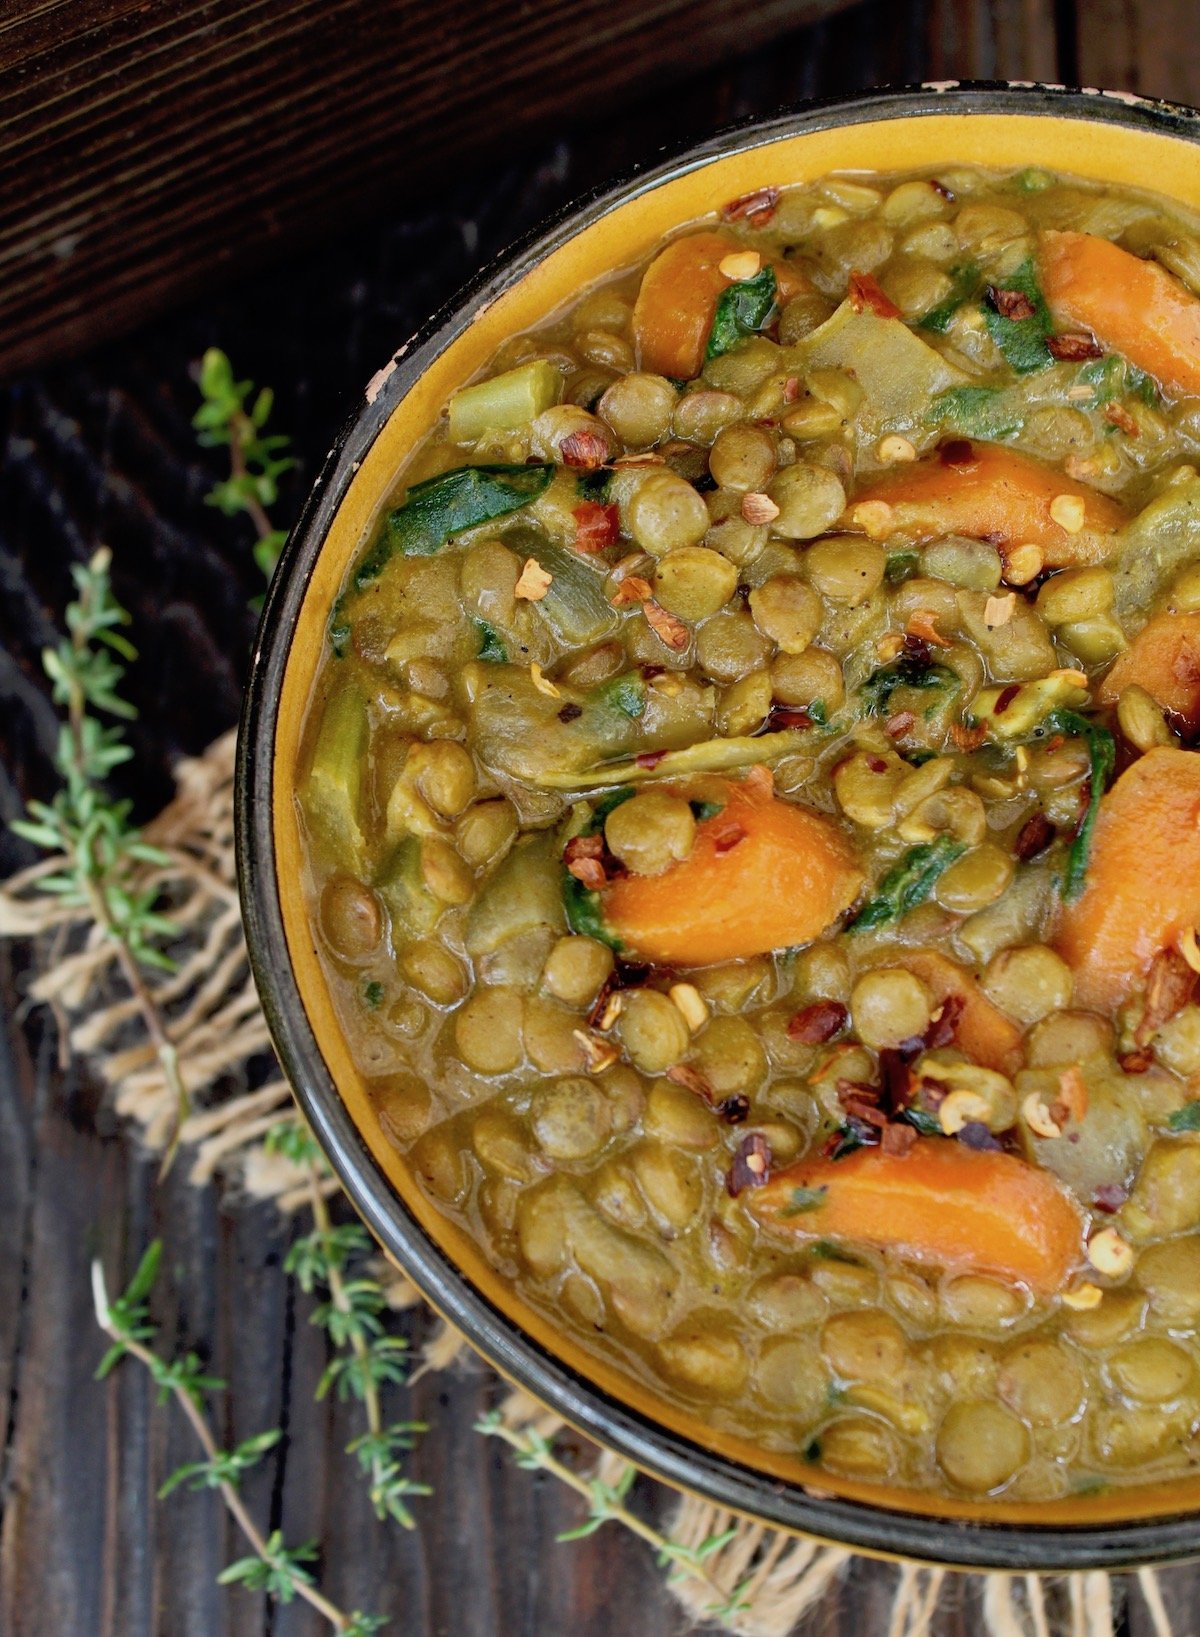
[748,1141,1083,1293]
[1097,611,1200,731]
[601,778,863,966]
[1057,746,1200,1011]
[847,440,1125,566]
[1040,229,1200,398]
[632,232,808,380]
[903,950,1024,1077]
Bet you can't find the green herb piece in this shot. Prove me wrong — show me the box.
[447,358,562,442]
[803,1437,823,1462]
[1168,1103,1200,1132]
[705,266,778,361]
[827,1124,873,1159]
[860,655,959,716]
[1069,1474,1109,1497]
[193,347,295,581]
[807,698,829,728]
[689,799,724,822]
[562,873,622,948]
[918,261,980,333]
[328,594,351,657]
[585,786,636,833]
[1077,353,1160,408]
[927,384,1025,440]
[901,1107,943,1137]
[884,549,921,585]
[1014,167,1054,193]
[362,980,385,1010]
[474,619,508,663]
[849,835,966,932]
[810,1240,861,1264]
[983,257,1054,374]
[779,1185,828,1218]
[356,463,554,586]
[577,468,613,503]
[590,673,646,720]
[1041,709,1115,902]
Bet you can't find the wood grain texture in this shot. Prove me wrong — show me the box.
[3,3,1200,1634]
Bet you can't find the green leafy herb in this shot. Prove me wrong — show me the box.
[705,266,778,361]
[807,698,829,727]
[849,835,966,932]
[356,463,554,585]
[809,1240,861,1264]
[803,1437,823,1462]
[590,673,646,720]
[562,873,623,948]
[328,594,351,657]
[827,1124,873,1159]
[884,549,921,585]
[1077,353,1160,408]
[983,257,1053,374]
[779,1185,828,1217]
[860,655,959,716]
[576,468,613,503]
[927,384,1025,440]
[1168,1103,1200,1133]
[901,1106,943,1137]
[1041,709,1115,901]
[918,261,980,333]
[362,979,385,1010]
[474,619,508,663]
[193,348,295,580]
[689,799,724,822]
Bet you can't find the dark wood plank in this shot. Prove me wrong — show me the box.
[1074,0,1200,105]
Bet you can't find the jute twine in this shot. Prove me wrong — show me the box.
[0,728,1185,1637]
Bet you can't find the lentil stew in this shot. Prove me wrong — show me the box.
[295,163,1200,1505]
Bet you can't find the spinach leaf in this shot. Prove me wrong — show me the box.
[689,798,724,822]
[928,384,1025,440]
[474,619,508,663]
[901,1106,943,1137]
[983,258,1054,374]
[706,267,778,361]
[918,261,980,334]
[849,835,966,932]
[860,655,960,716]
[560,785,636,946]
[1169,1103,1200,1133]
[576,468,613,503]
[884,549,921,585]
[355,463,554,586]
[1041,709,1115,902]
[1077,353,1160,408]
[589,673,646,720]
[779,1185,828,1218]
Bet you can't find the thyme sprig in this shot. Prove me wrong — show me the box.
[10,548,190,1164]
[193,347,294,579]
[93,1242,385,1635]
[267,1119,430,1528]
[474,1413,751,1622]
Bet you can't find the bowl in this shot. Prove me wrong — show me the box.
[237,82,1200,1571]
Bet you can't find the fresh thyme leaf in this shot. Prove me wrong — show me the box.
[357,463,555,585]
[849,835,966,931]
[983,257,1053,373]
[193,347,296,581]
[1169,1103,1200,1132]
[706,266,778,361]
[1041,709,1115,901]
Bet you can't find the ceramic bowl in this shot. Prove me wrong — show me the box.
[238,82,1200,1570]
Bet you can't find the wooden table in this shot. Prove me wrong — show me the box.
[2,4,1199,1632]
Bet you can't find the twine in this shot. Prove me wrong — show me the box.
[0,729,1183,1636]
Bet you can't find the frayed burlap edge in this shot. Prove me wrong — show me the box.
[0,728,1180,1636]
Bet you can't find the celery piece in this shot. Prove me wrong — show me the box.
[529,728,813,790]
[447,360,562,443]
[375,835,441,940]
[301,683,368,865]
[516,531,619,647]
[1113,478,1200,618]
[355,463,554,586]
[798,302,968,445]
[464,834,566,956]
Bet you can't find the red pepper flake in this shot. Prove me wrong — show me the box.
[728,1132,772,1196]
[939,438,975,467]
[719,1094,751,1124]
[559,429,610,469]
[884,709,917,738]
[1014,811,1055,861]
[634,749,668,770]
[987,285,1036,322]
[1104,400,1141,437]
[923,993,966,1052]
[721,185,781,225]
[573,500,620,551]
[782,375,801,405]
[950,721,988,752]
[907,609,953,649]
[929,178,956,201]
[881,1121,919,1156]
[1047,331,1103,361]
[1119,1047,1154,1075]
[710,817,748,856]
[866,754,889,774]
[610,575,653,607]
[787,999,848,1044]
[1093,1181,1130,1214]
[994,683,1021,715]
[841,1093,889,1130]
[763,702,815,731]
[848,270,901,319]
[1134,946,1198,1047]
[563,834,608,891]
[643,598,690,651]
[666,1062,714,1101]
[557,701,583,723]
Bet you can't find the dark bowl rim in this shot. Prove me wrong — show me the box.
[237,81,1200,1572]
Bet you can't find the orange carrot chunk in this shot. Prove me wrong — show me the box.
[1098,611,1200,731]
[601,778,863,967]
[748,1141,1083,1293]
[632,232,808,380]
[903,950,1025,1077]
[847,441,1125,566]
[1040,229,1200,399]
[1057,746,1200,1012]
